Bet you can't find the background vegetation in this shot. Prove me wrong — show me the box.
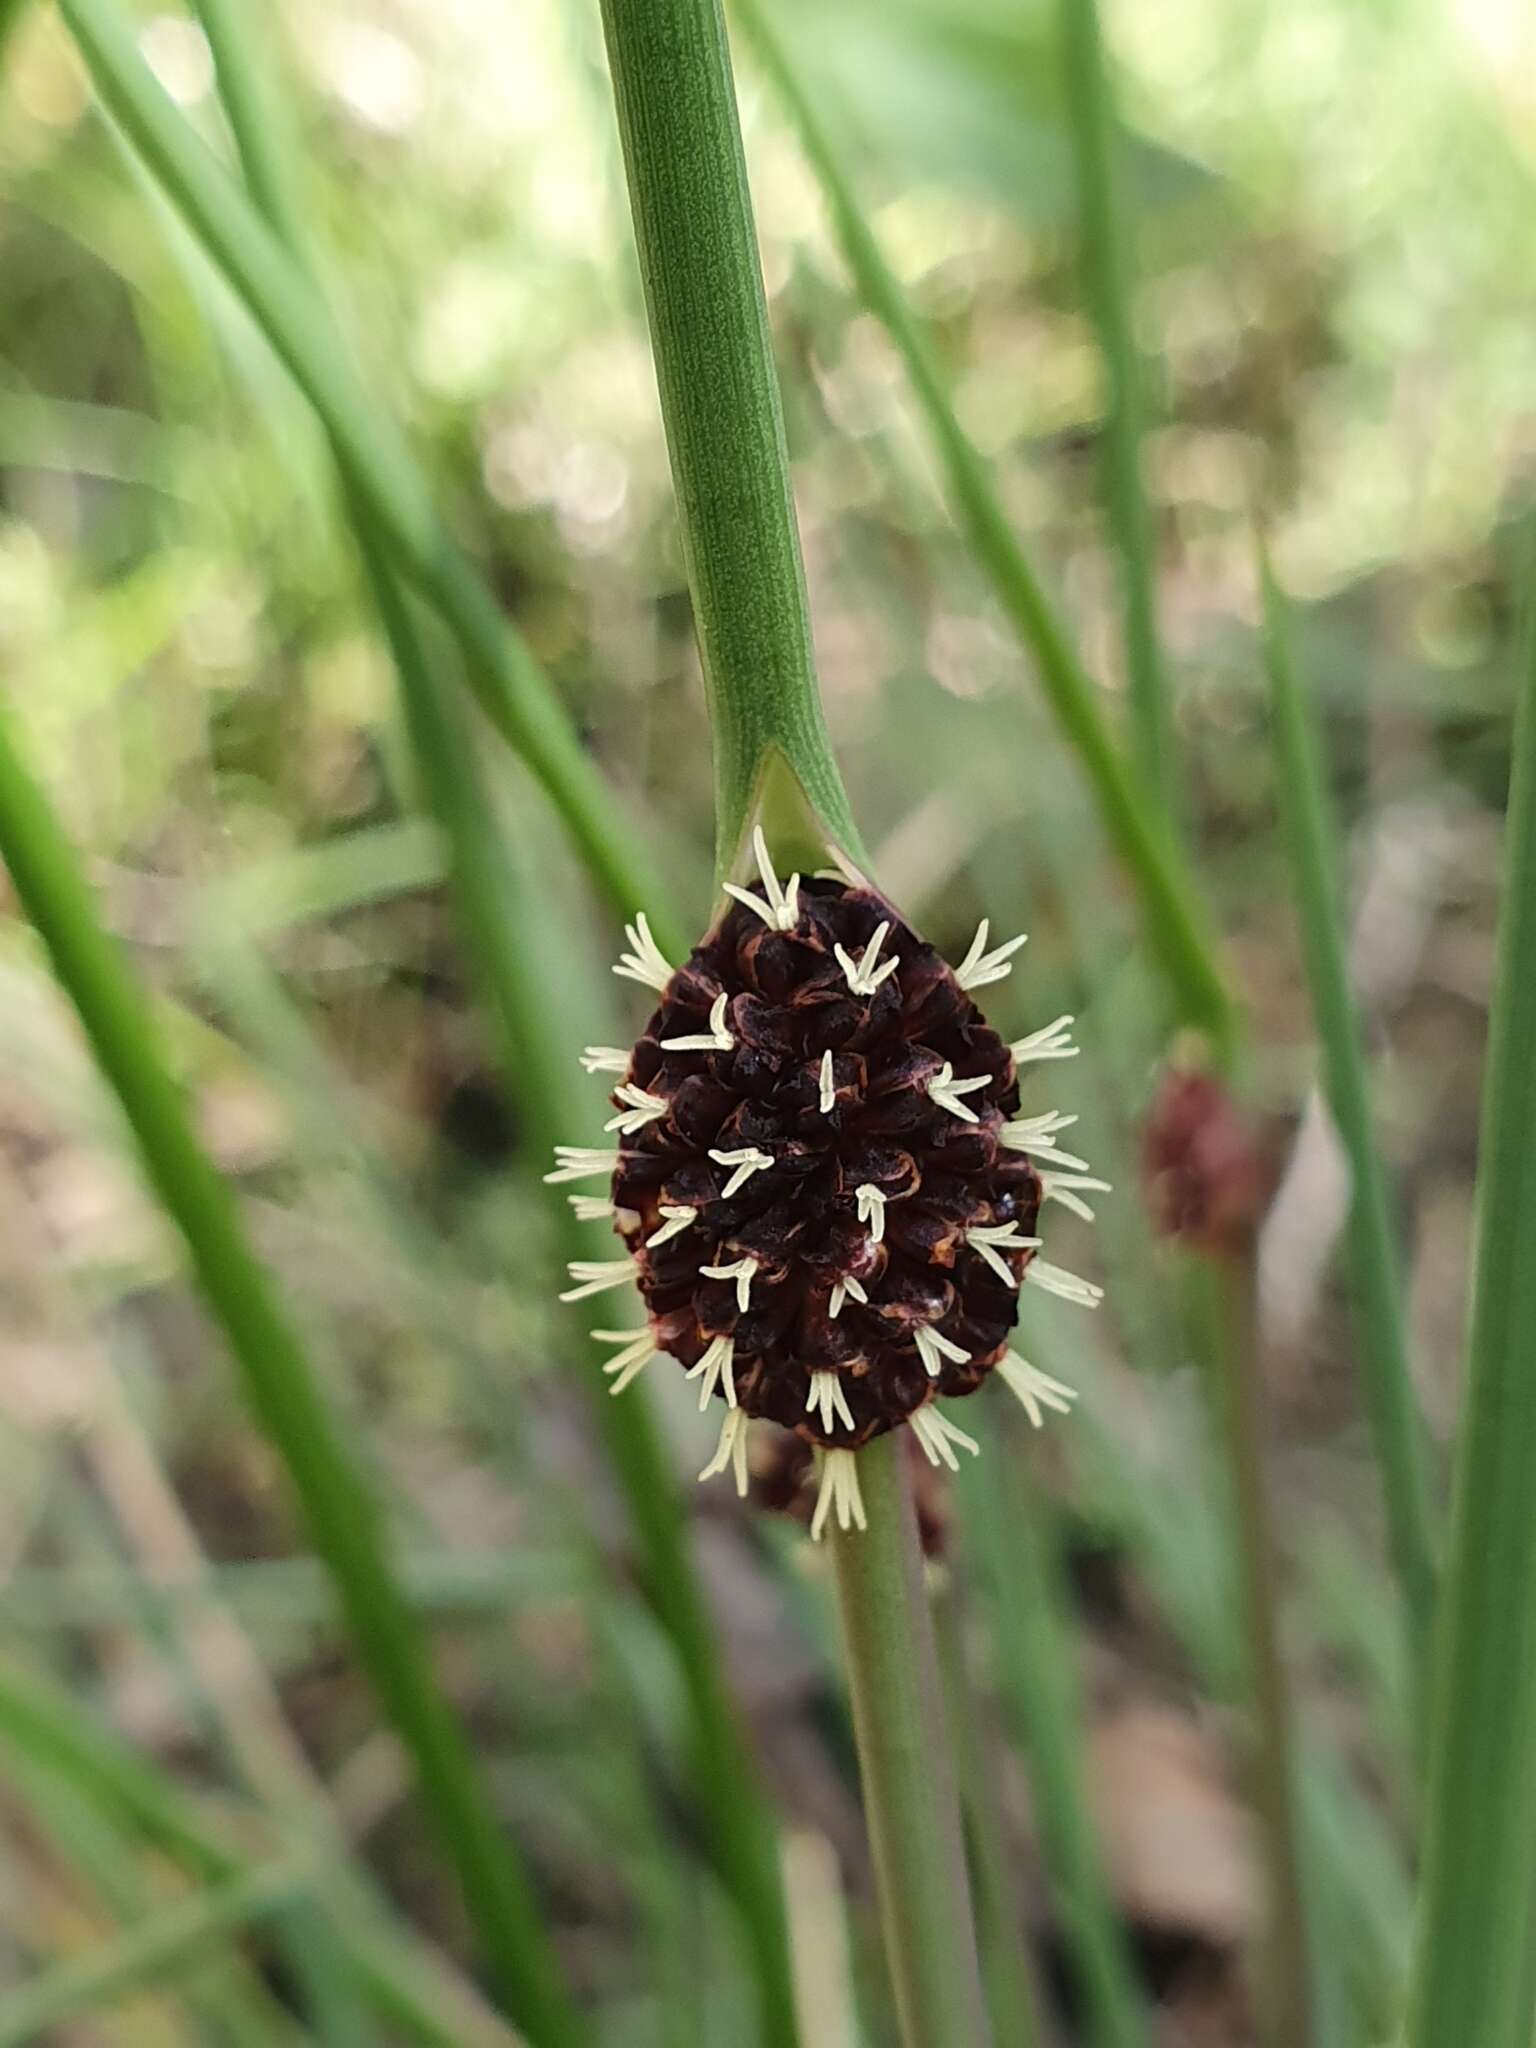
[1,0,1532,2040]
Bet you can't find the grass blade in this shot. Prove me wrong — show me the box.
[0,708,584,2045]
[55,0,684,955]
[1262,563,1439,1702]
[1058,0,1173,818]
[732,0,1235,1058]
[1404,577,1536,2045]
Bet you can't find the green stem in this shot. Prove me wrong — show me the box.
[1187,1258,1316,2048]
[0,712,584,2046]
[55,0,684,956]
[830,1437,990,2048]
[1058,0,1173,820]
[597,0,861,872]
[1404,564,1536,2047]
[1262,565,1439,1714]
[732,0,1235,1059]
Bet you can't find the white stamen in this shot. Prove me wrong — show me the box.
[1040,1172,1112,1222]
[592,1328,657,1395]
[1025,1259,1104,1309]
[709,1146,774,1198]
[998,1111,1091,1173]
[811,1448,868,1541]
[854,1183,887,1243]
[965,1221,1043,1286]
[560,1259,634,1304]
[568,1194,615,1222]
[834,921,900,998]
[614,913,673,993]
[909,1405,981,1472]
[806,1370,856,1434]
[605,1083,668,1135]
[698,1407,749,1494]
[819,1049,836,1114]
[544,1146,620,1184]
[580,1046,629,1076]
[998,1352,1079,1428]
[1010,1015,1079,1064]
[701,1256,757,1313]
[661,992,733,1053]
[646,1204,698,1248]
[914,1324,970,1378]
[926,1061,991,1123]
[954,919,1028,992]
[723,827,803,932]
[828,1274,868,1319]
[686,1333,737,1410]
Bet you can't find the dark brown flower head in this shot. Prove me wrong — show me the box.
[1142,1066,1266,1261]
[548,833,1103,1537]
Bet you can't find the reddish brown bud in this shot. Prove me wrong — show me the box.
[1142,1068,1265,1260]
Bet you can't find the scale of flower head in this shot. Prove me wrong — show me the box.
[547,830,1106,1540]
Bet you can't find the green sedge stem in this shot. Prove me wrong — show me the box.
[597,0,862,873]
[56,0,684,957]
[830,1438,991,2048]
[1058,0,1175,821]
[1262,563,1439,1715]
[1404,555,1536,2048]
[733,0,1235,1058]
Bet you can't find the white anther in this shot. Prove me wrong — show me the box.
[698,1408,750,1494]
[811,1449,867,1540]
[701,1256,757,1313]
[605,1083,668,1135]
[834,920,899,998]
[592,1328,658,1395]
[954,919,1028,992]
[1024,1259,1104,1309]
[1009,1015,1079,1064]
[568,1194,615,1222]
[614,913,673,993]
[580,1046,629,1076]
[819,1049,836,1114]
[854,1183,887,1243]
[646,1205,698,1248]
[722,826,803,932]
[806,1370,856,1435]
[914,1324,970,1378]
[998,1352,1079,1427]
[965,1221,1042,1286]
[828,1274,868,1319]
[909,1406,981,1472]
[708,1146,774,1198]
[559,1259,634,1304]
[926,1061,991,1123]
[661,992,734,1053]
[686,1333,737,1410]
[1040,1172,1112,1222]
[544,1146,620,1185]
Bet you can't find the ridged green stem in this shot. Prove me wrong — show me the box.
[1262,565,1439,1713]
[598,0,861,873]
[55,0,684,955]
[732,0,1234,1058]
[830,1437,990,2048]
[1058,0,1174,819]
[1404,565,1536,2047]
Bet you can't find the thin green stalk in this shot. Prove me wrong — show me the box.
[598,0,859,872]
[1405,569,1536,2047]
[1186,1259,1317,2048]
[731,0,1235,1058]
[958,1431,1146,2048]
[830,1437,990,2048]
[0,711,584,2046]
[0,1857,312,2048]
[55,0,683,956]
[1262,565,1439,1703]
[1058,0,1172,819]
